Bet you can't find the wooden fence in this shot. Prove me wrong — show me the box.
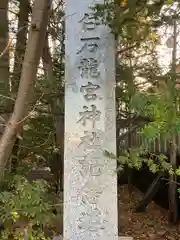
[119,128,180,155]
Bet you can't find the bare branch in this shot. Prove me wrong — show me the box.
[117,43,139,55]
[0,25,28,60]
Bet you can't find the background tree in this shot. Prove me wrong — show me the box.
[0,0,52,175]
[95,0,180,223]
[0,0,10,144]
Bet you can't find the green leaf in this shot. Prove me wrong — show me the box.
[165,0,175,4]
[176,168,180,176]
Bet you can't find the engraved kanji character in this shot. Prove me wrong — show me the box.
[90,164,101,176]
[80,82,100,101]
[79,156,101,177]
[79,13,100,31]
[78,131,102,149]
[77,37,100,54]
[78,207,106,233]
[78,58,100,78]
[81,188,103,205]
[77,104,101,128]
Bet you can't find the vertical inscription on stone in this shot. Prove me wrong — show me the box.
[64,1,117,239]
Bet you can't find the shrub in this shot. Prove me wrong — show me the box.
[0,174,56,239]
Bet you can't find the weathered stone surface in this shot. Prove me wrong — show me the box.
[64,0,117,239]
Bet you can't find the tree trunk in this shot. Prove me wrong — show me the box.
[127,49,134,192]
[0,0,52,177]
[127,125,133,192]
[42,34,64,192]
[0,0,11,171]
[0,0,9,130]
[168,135,178,224]
[10,0,30,171]
[12,0,30,95]
[42,35,64,148]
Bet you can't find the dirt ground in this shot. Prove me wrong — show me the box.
[119,185,180,240]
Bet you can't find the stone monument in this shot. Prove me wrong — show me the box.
[64,0,118,239]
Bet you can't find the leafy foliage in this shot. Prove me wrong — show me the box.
[0,175,56,239]
[98,1,180,192]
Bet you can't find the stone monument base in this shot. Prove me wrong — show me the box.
[52,236,133,240]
